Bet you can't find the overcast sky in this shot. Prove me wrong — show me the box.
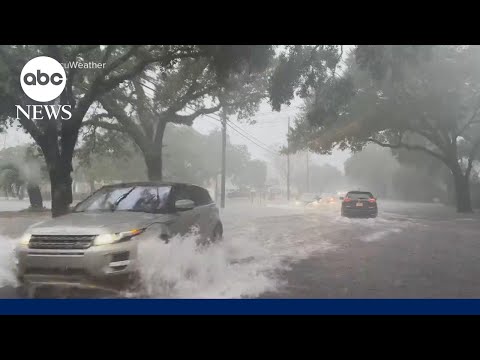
[191,99,352,172]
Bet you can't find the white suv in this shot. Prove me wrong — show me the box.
[15,182,223,295]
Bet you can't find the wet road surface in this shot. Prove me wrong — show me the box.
[1,199,480,298]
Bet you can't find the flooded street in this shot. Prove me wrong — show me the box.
[1,198,480,298]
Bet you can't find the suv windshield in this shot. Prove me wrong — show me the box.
[346,192,374,200]
[74,186,172,213]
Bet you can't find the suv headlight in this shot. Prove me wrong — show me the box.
[19,233,31,246]
[93,229,143,246]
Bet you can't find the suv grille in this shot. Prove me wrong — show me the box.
[29,235,95,250]
[25,267,87,276]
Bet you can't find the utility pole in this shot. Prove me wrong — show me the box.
[220,110,227,208]
[306,150,310,193]
[287,117,290,201]
[214,173,219,203]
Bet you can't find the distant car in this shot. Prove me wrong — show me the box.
[319,193,338,205]
[227,189,249,198]
[295,193,321,207]
[15,182,224,295]
[341,191,378,218]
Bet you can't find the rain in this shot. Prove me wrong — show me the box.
[1,45,480,298]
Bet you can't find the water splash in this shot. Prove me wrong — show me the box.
[360,228,402,242]
[137,228,285,299]
[0,236,18,288]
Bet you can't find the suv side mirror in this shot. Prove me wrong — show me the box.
[175,199,195,211]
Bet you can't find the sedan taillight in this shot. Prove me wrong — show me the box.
[368,198,376,203]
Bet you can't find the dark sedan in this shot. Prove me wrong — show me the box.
[341,191,378,218]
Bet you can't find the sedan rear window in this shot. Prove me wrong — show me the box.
[346,192,374,200]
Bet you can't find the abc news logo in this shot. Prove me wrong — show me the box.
[16,56,72,121]
[23,70,64,86]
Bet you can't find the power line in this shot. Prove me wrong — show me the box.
[138,77,282,156]
[199,112,280,156]
[214,114,275,149]
[206,114,281,156]
[226,122,280,156]
[195,108,277,149]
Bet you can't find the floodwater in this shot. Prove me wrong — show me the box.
[1,198,480,298]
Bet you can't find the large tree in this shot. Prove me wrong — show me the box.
[285,45,480,213]
[84,46,273,181]
[0,45,215,216]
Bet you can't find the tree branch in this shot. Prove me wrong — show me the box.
[73,47,206,126]
[103,46,141,74]
[17,116,46,147]
[65,46,101,108]
[0,48,46,145]
[405,127,447,155]
[415,113,450,149]
[368,137,448,164]
[166,84,219,114]
[0,47,22,77]
[83,114,125,132]
[70,45,99,60]
[132,80,155,136]
[99,97,148,152]
[169,105,221,126]
[457,101,480,137]
[83,120,124,132]
[45,46,74,107]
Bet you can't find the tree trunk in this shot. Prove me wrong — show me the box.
[27,183,43,209]
[145,152,163,181]
[452,168,473,213]
[49,166,73,217]
[39,114,79,218]
[143,120,166,182]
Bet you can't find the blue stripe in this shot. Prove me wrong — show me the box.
[1,299,480,315]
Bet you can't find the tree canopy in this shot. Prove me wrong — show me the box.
[285,45,480,212]
[0,45,276,216]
